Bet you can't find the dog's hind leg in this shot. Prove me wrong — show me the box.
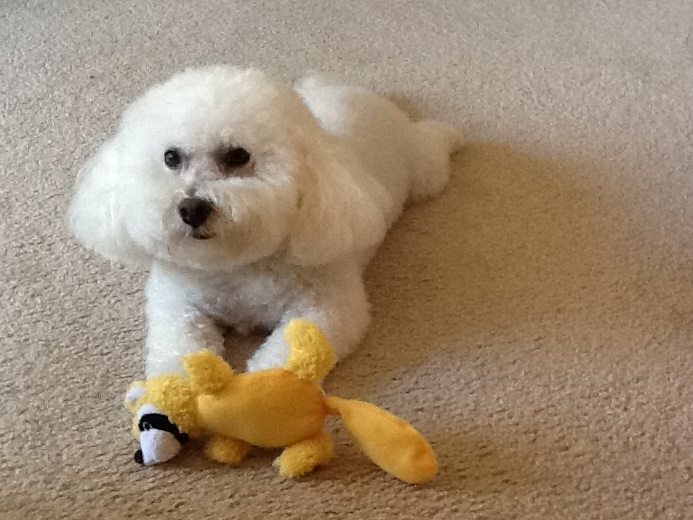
[407,119,463,202]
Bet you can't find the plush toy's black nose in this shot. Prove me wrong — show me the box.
[178,197,213,228]
[134,449,144,465]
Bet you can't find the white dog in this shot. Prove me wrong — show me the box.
[68,67,461,377]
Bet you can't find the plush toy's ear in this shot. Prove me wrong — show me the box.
[283,319,336,382]
[125,382,146,411]
[181,350,235,395]
[286,136,391,266]
[66,138,151,266]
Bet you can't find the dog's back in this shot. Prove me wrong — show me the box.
[296,77,461,227]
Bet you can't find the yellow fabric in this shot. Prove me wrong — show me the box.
[127,374,199,435]
[194,368,328,448]
[125,320,437,483]
[181,349,235,395]
[282,319,336,382]
[326,397,438,484]
[204,436,251,465]
[273,430,334,477]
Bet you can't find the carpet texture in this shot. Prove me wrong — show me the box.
[2,1,693,518]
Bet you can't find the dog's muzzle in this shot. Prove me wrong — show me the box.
[178,197,213,229]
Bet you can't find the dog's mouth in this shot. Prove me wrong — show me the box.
[188,230,214,240]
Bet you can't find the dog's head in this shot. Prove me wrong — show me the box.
[68,67,387,270]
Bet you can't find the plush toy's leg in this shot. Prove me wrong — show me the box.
[205,436,251,465]
[273,430,334,477]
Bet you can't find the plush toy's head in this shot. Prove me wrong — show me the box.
[124,374,198,465]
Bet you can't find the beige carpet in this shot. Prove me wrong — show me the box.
[2,0,693,518]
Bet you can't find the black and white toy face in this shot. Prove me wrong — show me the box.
[134,404,189,465]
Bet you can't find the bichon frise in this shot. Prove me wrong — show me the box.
[68,67,461,376]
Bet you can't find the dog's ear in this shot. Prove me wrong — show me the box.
[286,136,390,266]
[66,137,151,266]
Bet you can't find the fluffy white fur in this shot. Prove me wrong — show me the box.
[68,67,461,376]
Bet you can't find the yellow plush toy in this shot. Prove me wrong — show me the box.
[125,319,437,484]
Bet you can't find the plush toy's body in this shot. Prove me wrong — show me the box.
[126,320,437,484]
[198,370,328,448]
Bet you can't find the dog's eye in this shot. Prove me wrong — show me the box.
[140,421,152,431]
[164,149,182,169]
[222,147,251,168]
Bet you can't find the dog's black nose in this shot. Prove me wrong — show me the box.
[134,449,144,465]
[178,198,213,228]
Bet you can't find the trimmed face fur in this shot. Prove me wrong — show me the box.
[68,67,385,271]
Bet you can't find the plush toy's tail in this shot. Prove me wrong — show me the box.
[325,396,437,484]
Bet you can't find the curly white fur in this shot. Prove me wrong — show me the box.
[67,67,461,376]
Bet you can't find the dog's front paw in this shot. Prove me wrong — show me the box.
[246,332,290,372]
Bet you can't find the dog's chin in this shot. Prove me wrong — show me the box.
[160,227,254,272]
[159,227,219,264]
[160,222,285,271]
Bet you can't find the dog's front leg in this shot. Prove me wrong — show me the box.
[144,273,224,377]
[246,270,371,373]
